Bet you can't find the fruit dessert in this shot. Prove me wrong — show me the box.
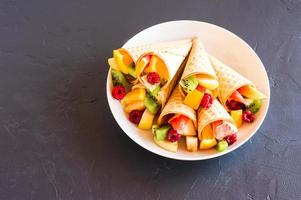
[110,39,192,130]
[209,55,267,128]
[153,86,197,152]
[197,99,238,152]
[179,38,219,111]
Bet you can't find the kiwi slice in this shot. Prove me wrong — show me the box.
[181,76,198,93]
[144,93,160,114]
[111,69,128,87]
[246,99,262,114]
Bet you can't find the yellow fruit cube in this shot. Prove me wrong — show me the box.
[138,109,155,130]
[113,50,129,74]
[121,88,146,106]
[153,136,178,152]
[200,139,217,150]
[135,56,150,75]
[108,58,119,70]
[199,124,217,150]
[196,74,219,90]
[183,89,204,110]
[124,100,145,113]
[231,110,243,128]
[186,136,198,152]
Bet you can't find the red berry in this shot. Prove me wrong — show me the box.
[226,100,246,110]
[200,93,213,109]
[129,110,143,125]
[112,85,126,100]
[242,110,255,123]
[224,134,237,145]
[167,128,181,142]
[146,72,160,85]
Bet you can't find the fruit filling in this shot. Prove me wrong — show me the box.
[226,85,265,125]
[181,75,217,110]
[152,114,196,152]
[199,120,238,152]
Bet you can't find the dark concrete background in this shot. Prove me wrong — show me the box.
[0,0,300,199]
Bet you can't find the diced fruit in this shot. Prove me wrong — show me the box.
[128,66,137,78]
[135,56,151,75]
[112,85,126,100]
[124,101,145,113]
[230,110,243,128]
[183,89,204,110]
[216,140,228,152]
[224,134,237,145]
[154,125,171,141]
[181,76,198,93]
[226,100,246,110]
[167,128,181,142]
[186,136,198,152]
[238,85,266,99]
[141,75,160,92]
[108,58,119,70]
[113,50,129,74]
[199,124,217,149]
[246,99,262,114]
[213,121,238,140]
[229,91,246,104]
[196,74,219,90]
[147,72,160,84]
[144,93,160,114]
[200,93,213,109]
[168,115,196,136]
[242,110,255,123]
[121,88,146,106]
[118,49,133,66]
[111,69,128,87]
[138,109,155,130]
[129,110,143,125]
[196,85,206,92]
[153,136,178,152]
[150,85,160,98]
[149,56,169,81]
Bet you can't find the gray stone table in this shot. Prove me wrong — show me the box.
[0,0,300,199]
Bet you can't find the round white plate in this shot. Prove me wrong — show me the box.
[106,20,270,161]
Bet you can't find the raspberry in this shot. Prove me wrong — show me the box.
[200,93,213,109]
[129,110,143,125]
[112,85,126,100]
[227,100,246,110]
[167,128,181,142]
[242,110,255,123]
[224,134,237,145]
[146,72,160,85]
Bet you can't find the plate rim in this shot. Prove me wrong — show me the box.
[106,20,270,161]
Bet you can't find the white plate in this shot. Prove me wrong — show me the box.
[106,20,270,161]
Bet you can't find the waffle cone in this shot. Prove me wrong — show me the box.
[180,38,217,80]
[157,86,196,127]
[197,100,234,139]
[209,55,253,106]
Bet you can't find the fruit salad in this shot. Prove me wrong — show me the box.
[179,38,219,111]
[109,39,192,131]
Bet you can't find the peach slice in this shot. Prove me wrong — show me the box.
[230,110,243,128]
[138,109,155,130]
[196,74,219,90]
[121,88,146,106]
[124,101,145,113]
[238,85,266,99]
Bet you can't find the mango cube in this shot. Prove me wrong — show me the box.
[121,88,146,106]
[199,124,217,150]
[237,85,266,99]
[231,110,243,128]
[124,100,145,113]
[183,89,204,110]
[138,109,155,130]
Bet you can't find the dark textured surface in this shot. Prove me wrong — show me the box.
[0,0,300,199]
